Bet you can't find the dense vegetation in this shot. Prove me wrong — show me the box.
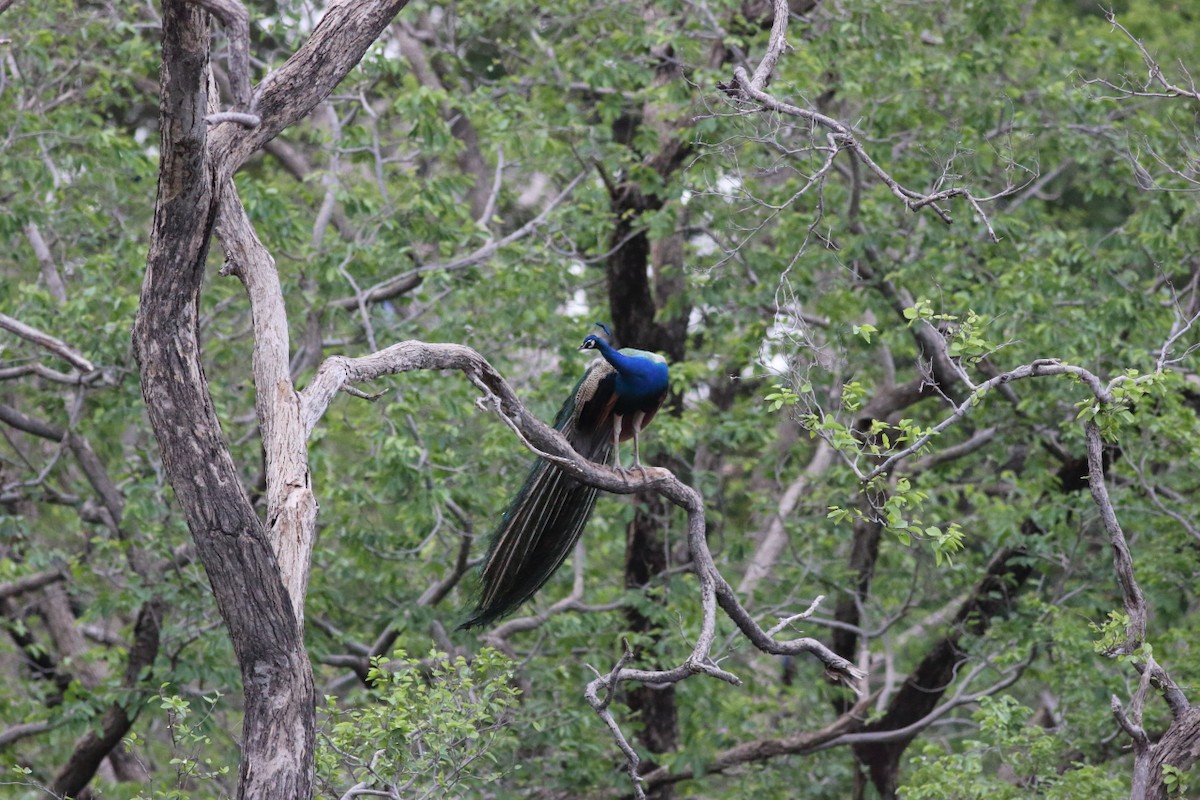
[2,0,1199,797]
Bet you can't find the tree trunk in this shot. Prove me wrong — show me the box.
[625,496,680,798]
[851,545,1035,798]
[1146,706,1200,800]
[133,2,314,796]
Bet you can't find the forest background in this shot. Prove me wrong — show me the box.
[2,0,1200,798]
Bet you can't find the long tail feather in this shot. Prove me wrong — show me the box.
[459,354,622,630]
[458,454,604,629]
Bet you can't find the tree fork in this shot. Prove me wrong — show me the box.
[133,1,314,796]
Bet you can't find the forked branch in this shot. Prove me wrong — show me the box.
[721,0,1012,240]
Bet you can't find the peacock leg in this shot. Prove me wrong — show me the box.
[630,425,650,479]
[611,416,623,469]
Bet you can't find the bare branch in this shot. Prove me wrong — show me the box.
[585,643,646,800]
[766,595,825,638]
[215,180,315,624]
[1084,12,1200,104]
[719,4,1015,240]
[635,694,875,794]
[415,516,474,608]
[329,170,588,310]
[208,0,416,173]
[0,312,95,373]
[1156,306,1200,372]
[23,223,68,303]
[1085,421,1147,654]
[0,721,55,748]
[626,631,1034,795]
[1112,695,1150,746]
[745,0,789,92]
[0,363,99,385]
[819,653,1031,749]
[299,338,865,793]
[863,359,1110,481]
[0,567,66,601]
[0,402,65,440]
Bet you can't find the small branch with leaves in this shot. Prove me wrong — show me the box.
[717,0,1016,240]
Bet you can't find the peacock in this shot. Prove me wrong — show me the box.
[460,324,670,629]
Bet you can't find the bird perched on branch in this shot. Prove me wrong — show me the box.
[460,324,670,629]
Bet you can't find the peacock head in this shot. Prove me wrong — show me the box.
[578,322,613,351]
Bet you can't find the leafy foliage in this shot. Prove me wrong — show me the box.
[316,649,519,797]
[3,0,1200,797]
[903,697,1127,800]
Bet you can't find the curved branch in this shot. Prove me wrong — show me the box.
[216,181,315,622]
[301,341,866,686]
[296,339,869,798]
[863,359,1112,481]
[1085,420,1147,653]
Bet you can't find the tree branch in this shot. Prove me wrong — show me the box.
[328,170,587,310]
[49,599,164,798]
[720,3,1013,239]
[1085,421,1147,654]
[0,568,66,601]
[208,0,414,173]
[187,0,253,110]
[297,342,865,729]
[0,312,95,373]
[216,181,315,624]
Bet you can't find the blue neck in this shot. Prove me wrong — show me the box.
[591,338,668,400]
[591,337,633,370]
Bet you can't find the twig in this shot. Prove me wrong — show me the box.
[720,4,1011,240]
[585,643,646,800]
[1084,12,1200,104]
[863,359,1110,481]
[329,171,588,309]
[766,595,825,638]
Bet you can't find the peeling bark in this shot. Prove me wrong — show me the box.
[135,0,415,794]
[135,2,314,796]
